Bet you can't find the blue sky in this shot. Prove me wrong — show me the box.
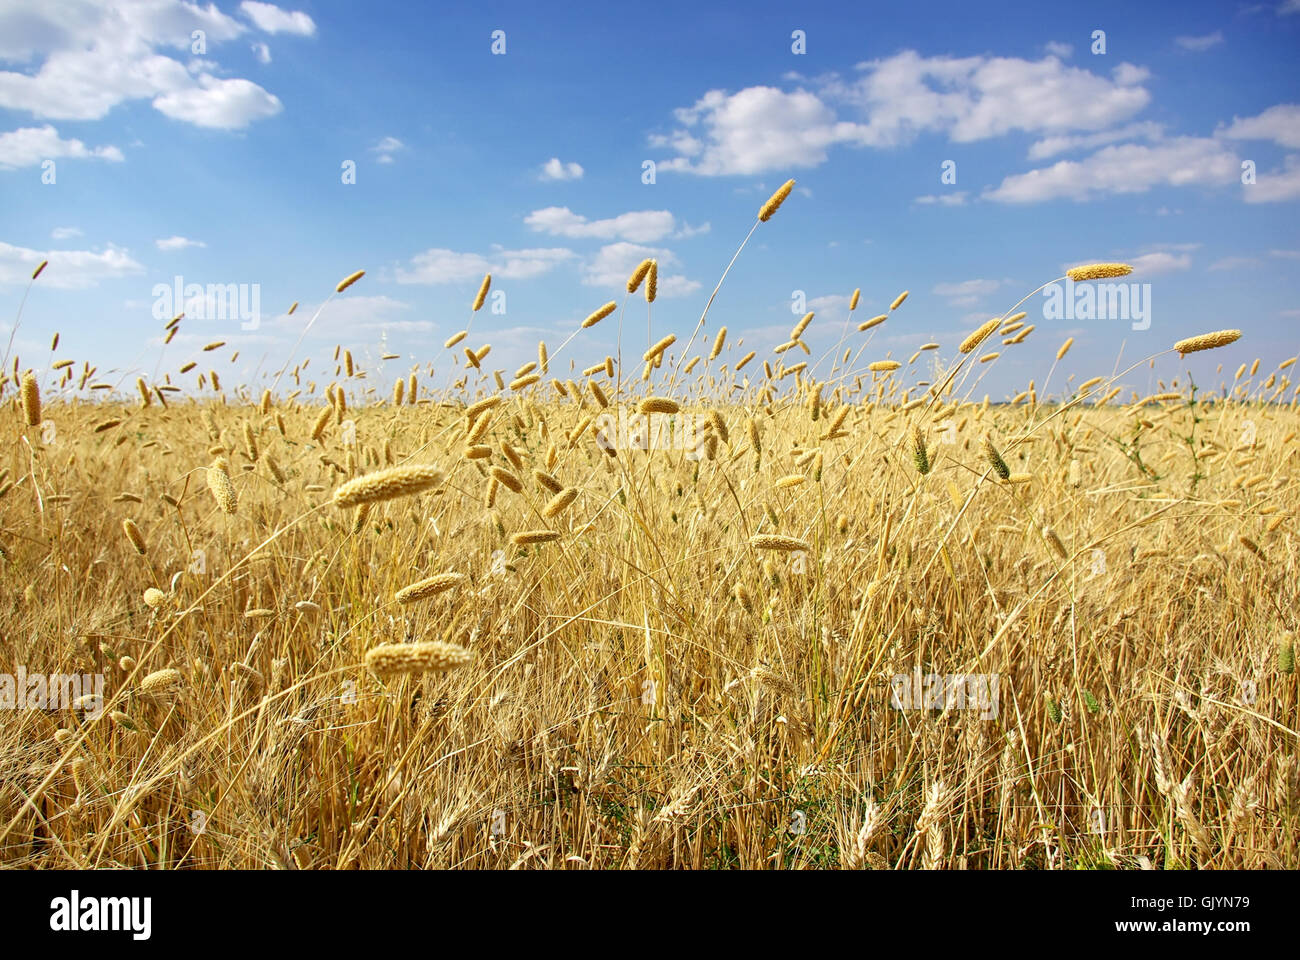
[2,0,1298,401]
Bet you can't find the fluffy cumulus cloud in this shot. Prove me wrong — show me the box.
[0,240,143,289]
[539,157,584,181]
[1217,103,1300,149]
[525,207,677,243]
[842,52,1151,144]
[395,246,576,285]
[1245,154,1300,203]
[651,51,1152,175]
[652,86,859,175]
[1214,104,1300,202]
[0,124,122,168]
[983,137,1241,203]
[239,2,316,36]
[153,75,281,129]
[583,243,700,298]
[0,0,307,130]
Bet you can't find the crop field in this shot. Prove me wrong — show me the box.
[0,185,1296,870]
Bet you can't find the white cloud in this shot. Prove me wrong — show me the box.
[656,86,860,175]
[583,242,700,298]
[806,293,853,314]
[269,295,416,338]
[525,206,677,243]
[1269,248,1300,259]
[153,75,281,128]
[1280,0,1300,13]
[51,226,82,240]
[933,279,1002,304]
[1217,103,1300,148]
[1208,255,1258,270]
[651,52,1152,175]
[370,136,404,164]
[840,51,1150,144]
[1127,251,1193,275]
[1027,121,1164,160]
[0,124,123,168]
[1138,242,1201,252]
[914,192,968,206]
[156,236,205,251]
[395,246,576,285]
[1045,41,1073,58]
[984,137,1240,203]
[1175,31,1225,51]
[1244,154,1300,202]
[0,240,143,288]
[1060,250,1192,279]
[239,2,316,36]
[492,246,579,279]
[251,42,271,64]
[539,157,584,181]
[0,0,289,130]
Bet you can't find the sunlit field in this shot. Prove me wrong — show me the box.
[2,185,1296,870]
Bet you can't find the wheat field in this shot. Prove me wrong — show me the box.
[2,185,1297,870]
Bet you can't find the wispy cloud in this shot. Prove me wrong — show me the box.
[1208,255,1258,271]
[1175,31,1225,52]
[395,246,576,285]
[156,236,206,251]
[914,192,968,206]
[1128,251,1193,275]
[0,240,144,289]
[1026,121,1163,161]
[933,278,1002,306]
[985,137,1239,203]
[370,136,404,164]
[525,207,678,243]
